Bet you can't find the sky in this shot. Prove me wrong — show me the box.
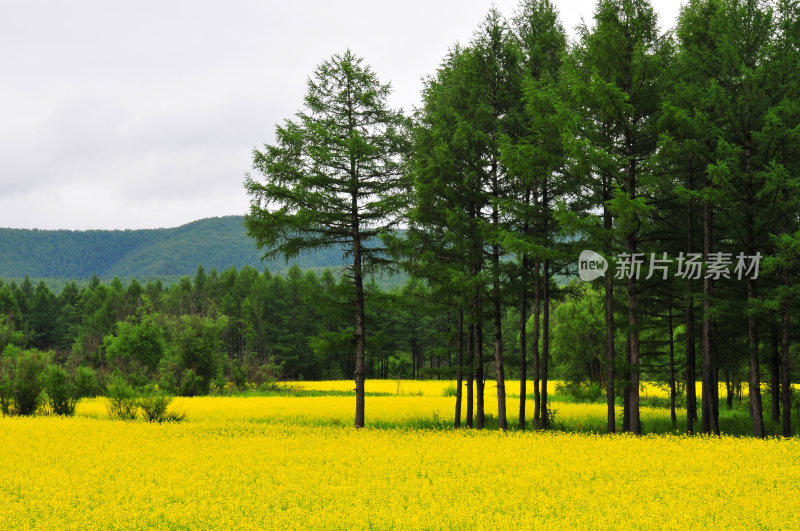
[0,0,682,231]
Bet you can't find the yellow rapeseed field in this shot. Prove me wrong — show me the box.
[2,384,799,529]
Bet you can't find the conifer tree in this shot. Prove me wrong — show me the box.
[245,50,409,428]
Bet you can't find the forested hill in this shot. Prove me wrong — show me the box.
[0,216,349,280]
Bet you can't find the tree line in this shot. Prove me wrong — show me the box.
[245,0,799,435]
[0,266,466,404]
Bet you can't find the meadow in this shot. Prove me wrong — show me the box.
[2,381,799,529]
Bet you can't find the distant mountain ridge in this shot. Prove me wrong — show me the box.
[0,216,350,280]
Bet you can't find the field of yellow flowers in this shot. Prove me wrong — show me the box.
[2,382,799,529]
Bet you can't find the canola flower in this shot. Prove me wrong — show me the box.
[74,395,674,432]
[294,379,799,400]
[1,411,799,530]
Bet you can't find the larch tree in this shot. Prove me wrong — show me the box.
[409,45,487,428]
[471,8,525,431]
[244,50,409,428]
[566,0,671,434]
[506,0,567,430]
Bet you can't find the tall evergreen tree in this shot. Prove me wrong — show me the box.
[566,0,671,433]
[507,0,567,429]
[245,50,409,427]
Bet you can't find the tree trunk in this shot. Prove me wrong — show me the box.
[725,369,733,409]
[747,278,765,438]
[686,169,697,434]
[353,229,366,429]
[541,259,550,429]
[476,300,484,430]
[781,184,792,437]
[627,246,641,435]
[604,204,615,434]
[701,189,718,435]
[455,306,463,428]
[519,255,528,429]
[781,266,792,437]
[493,243,507,431]
[770,325,781,423]
[745,141,764,438]
[668,293,677,428]
[623,335,631,432]
[532,261,541,428]
[466,314,474,428]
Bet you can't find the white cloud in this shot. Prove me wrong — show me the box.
[0,0,682,230]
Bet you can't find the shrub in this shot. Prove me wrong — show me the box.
[442,383,457,397]
[163,409,186,423]
[0,371,12,415]
[556,381,604,403]
[106,377,138,420]
[43,365,78,416]
[179,369,203,397]
[12,350,48,416]
[138,392,173,423]
[74,366,100,398]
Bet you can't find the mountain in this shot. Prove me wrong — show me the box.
[0,216,351,281]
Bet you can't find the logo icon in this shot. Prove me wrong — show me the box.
[578,250,608,281]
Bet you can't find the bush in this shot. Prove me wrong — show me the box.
[12,350,48,416]
[179,368,203,397]
[442,383,457,397]
[43,365,78,416]
[74,366,100,398]
[106,377,138,420]
[0,371,12,416]
[138,392,173,423]
[556,381,604,403]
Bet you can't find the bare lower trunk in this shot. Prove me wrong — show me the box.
[781,186,792,437]
[668,295,677,428]
[686,193,697,433]
[623,335,631,432]
[466,321,474,428]
[533,262,541,427]
[701,194,718,435]
[493,245,507,431]
[770,325,780,423]
[627,237,641,435]
[454,306,463,428]
[476,301,484,430]
[782,270,792,437]
[748,278,764,438]
[519,257,528,429]
[725,369,733,409]
[353,236,366,429]
[541,260,550,429]
[604,206,615,434]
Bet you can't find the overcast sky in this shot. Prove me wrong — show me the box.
[0,0,682,230]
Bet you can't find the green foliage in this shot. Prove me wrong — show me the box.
[43,364,79,416]
[74,366,100,398]
[178,369,203,397]
[0,349,49,416]
[556,381,605,404]
[0,314,26,353]
[244,50,409,269]
[441,383,458,397]
[170,315,226,395]
[104,313,167,374]
[550,286,606,385]
[106,376,138,421]
[138,389,176,423]
[0,216,352,280]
